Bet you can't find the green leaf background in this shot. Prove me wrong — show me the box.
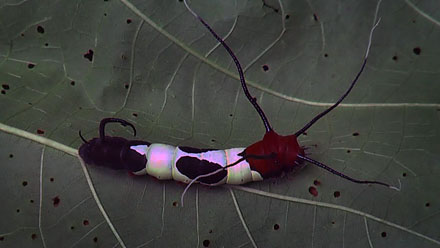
[1,0,439,247]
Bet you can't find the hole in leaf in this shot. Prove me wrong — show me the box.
[324,53,328,58]
[31,234,37,240]
[126,19,132,24]
[37,129,45,135]
[402,172,407,177]
[313,180,320,186]
[262,64,269,72]
[313,13,318,21]
[93,237,98,243]
[22,181,28,186]
[381,232,387,238]
[9,154,14,158]
[425,202,430,207]
[285,14,290,20]
[52,196,60,207]
[28,63,35,69]
[273,224,280,230]
[334,191,340,198]
[352,132,359,136]
[346,150,351,153]
[83,220,89,226]
[172,201,178,207]
[392,55,398,61]
[83,49,94,62]
[203,239,210,247]
[37,25,45,34]
[413,47,421,55]
[70,81,75,86]
[308,186,318,197]
[2,84,10,90]
[50,177,54,182]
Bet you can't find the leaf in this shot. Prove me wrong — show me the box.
[1,0,439,247]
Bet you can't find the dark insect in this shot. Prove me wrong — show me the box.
[79,2,399,195]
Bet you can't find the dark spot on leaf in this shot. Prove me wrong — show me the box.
[262,64,269,72]
[50,177,54,182]
[273,224,280,230]
[172,201,178,207]
[346,150,351,153]
[124,84,129,89]
[45,43,49,46]
[352,132,359,136]
[308,186,318,197]
[30,199,34,203]
[392,55,398,61]
[381,232,387,237]
[21,33,24,37]
[331,221,336,225]
[2,84,9,90]
[9,154,14,158]
[178,0,183,2]
[313,180,320,186]
[70,81,75,86]
[208,229,213,234]
[104,13,107,16]
[84,49,94,62]
[132,113,138,117]
[211,139,216,142]
[16,209,20,213]
[52,196,60,207]
[313,13,318,21]
[324,53,328,58]
[402,172,407,177]
[413,47,421,55]
[0,236,4,241]
[285,14,290,20]
[31,233,37,240]
[37,25,45,34]
[203,240,210,247]
[229,114,233,117]
[334,191,340,198]
[83,220,89,226]
[70,226,75,230]
[37,129,45,135]
[425,202,430,207]
[22,181,28,186]
[28,63,35,69]
[126,19,132,24]
[93,237,98,243]
[1,90,5,94]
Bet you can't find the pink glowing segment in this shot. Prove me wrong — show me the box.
[146,144,175,180]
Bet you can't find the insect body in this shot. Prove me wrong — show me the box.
[79,2,398,191]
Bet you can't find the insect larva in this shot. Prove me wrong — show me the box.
[79,2,399,196]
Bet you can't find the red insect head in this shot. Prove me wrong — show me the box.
[245,130,304,178]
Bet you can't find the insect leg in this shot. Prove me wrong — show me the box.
[294,18,382,137]
[78,130,89,144]
[99,118,137,141]
[297,154,400,191]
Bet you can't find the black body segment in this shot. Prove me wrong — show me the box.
[176,156,227,184]
[178,146,218,153]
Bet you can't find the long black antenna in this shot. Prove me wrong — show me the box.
[297,154,400,190]
[294,18,381,137]
[183,0,272,133]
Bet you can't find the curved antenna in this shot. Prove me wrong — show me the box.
[99,118,137,141]
[78,130,89,144]
[297,154,400,191]
[183,0,272,133]
[294,18,381,137]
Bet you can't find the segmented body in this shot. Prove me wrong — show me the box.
[130,144,262,185]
